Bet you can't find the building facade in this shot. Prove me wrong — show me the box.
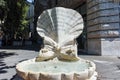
[27,2,34,38]
[35,0,120,56]
[87,0,120,55]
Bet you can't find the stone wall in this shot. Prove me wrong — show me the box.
[87,0,120,55]
[57,0,85,8]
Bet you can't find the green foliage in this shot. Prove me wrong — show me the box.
[4,0,29,40]
[0,0,7,21]
[0,0,6,7]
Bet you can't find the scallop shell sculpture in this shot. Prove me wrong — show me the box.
[36,7,84,61]
[16,7,97,80]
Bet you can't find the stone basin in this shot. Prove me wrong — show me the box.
[16,59,97,80]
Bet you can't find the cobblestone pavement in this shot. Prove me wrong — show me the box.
[0,46,120,80]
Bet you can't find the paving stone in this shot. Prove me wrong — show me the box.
[0,47,120,80]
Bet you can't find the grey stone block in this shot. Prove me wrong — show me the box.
[87,38,120,56]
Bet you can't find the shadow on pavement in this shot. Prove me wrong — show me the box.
[0,51,17,58]
[0,43,41,52]
[11,74,23,80]
[0,51,17,74]
[78,49,100,56]
[0,59,7,74]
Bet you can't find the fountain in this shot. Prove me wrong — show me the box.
[16,7,97,80]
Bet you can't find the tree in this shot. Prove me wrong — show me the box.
[16,0,29,40]
[4,0,29,41]
[0,0,7,23]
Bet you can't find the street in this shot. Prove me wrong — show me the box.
[0,46,120,80]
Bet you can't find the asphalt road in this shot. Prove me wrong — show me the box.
[0,46,120,80]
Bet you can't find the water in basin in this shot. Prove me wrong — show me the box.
[22,61,90,73]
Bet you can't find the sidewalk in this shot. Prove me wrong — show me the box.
[0,46,120,80]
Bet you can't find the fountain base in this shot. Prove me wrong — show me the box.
[16,59,97,80]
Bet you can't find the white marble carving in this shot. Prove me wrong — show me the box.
[36,7,84,61]
[16,7,97,80]
[16,59,97,80]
